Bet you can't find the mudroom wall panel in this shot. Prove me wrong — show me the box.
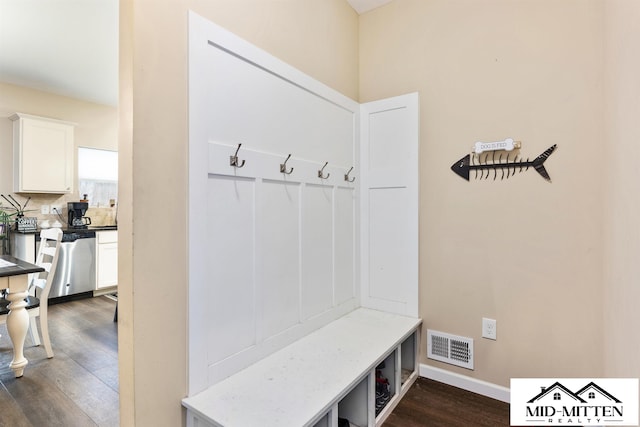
[203,35,355,167]
[334,186,356,306]
[301,184,335,321]
[206,175,257,364]
[189,12,360,390]
[258,180,301,340]
[368,187,412,303]
[360,94,419,319]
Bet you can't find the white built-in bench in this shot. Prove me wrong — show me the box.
[182,308,422,427]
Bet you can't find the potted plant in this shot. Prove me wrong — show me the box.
[0,207,14,255]
[1,195,37,234]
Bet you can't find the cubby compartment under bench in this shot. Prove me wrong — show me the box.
[182,308,421,427]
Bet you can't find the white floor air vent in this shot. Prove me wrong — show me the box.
[427,329,474,370]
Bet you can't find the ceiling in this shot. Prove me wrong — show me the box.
[0,0,390,107]
[0,0,119,106]
[346,0,393,14]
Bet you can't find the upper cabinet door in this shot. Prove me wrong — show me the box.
[11,113,75,194]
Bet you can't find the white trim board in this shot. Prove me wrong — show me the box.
[419,364,511,403]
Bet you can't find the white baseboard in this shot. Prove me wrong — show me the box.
[419,364,511,403]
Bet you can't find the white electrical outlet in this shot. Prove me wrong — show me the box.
[51,204,62,214]
[482,318,497,340]
[41,205,50,214]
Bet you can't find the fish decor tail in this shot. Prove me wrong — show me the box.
[451,144,557,182]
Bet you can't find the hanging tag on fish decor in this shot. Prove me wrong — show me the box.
[451,143,557,182]
[473,138,521,154]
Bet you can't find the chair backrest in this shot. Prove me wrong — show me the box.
[31,228,63,300]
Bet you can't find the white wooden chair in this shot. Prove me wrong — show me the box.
[0,228,63,358]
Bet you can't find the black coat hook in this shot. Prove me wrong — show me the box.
[344,166,355,182]
[280,154,294,174]
[318,162,330,179]
[230,143,245,168]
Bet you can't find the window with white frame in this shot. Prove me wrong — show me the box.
[78,147,118,208]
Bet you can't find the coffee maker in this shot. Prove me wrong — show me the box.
[68,202,92,229]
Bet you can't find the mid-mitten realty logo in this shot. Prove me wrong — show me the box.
[511,378,638,426]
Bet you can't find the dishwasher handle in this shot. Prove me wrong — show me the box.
[61,231,97,242]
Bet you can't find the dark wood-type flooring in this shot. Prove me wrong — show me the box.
[0,296,118,427]
[1,296,509,427]
[383,377,510,427]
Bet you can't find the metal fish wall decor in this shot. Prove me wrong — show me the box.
[451,144,557,182]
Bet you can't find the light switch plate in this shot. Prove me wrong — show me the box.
[41,205,50,214]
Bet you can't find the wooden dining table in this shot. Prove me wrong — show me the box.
[0,254,44,377]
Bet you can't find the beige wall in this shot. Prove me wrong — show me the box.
[121,0,640,424]
[120,1,358,425]
[360,0,605,386]
[188,0,360,100]
[603,1,640,379]
[0,82,118,155]
[118,0,134,425]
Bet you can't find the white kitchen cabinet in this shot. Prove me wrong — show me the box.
[96,230,118,289]
[10,112,75,194]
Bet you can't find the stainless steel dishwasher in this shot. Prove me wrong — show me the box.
[47,231,96,299]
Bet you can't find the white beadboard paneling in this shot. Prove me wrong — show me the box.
[257,180,301,339]
[206,175,257,364]
[301,184,334,320]
[334,187,356,305]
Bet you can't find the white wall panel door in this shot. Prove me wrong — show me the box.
[258,180,301,339]
[207,176,256,364]
[301,184,334,320]
[334,187,356,305]
[369,188,412,301]
[361,93,419,317]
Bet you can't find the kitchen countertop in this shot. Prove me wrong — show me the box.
[12,225,117,235]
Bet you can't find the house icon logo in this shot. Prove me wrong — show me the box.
[510,378,638,426]
[527,381,622,405]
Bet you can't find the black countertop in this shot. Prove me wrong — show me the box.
[13,225,117,235]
